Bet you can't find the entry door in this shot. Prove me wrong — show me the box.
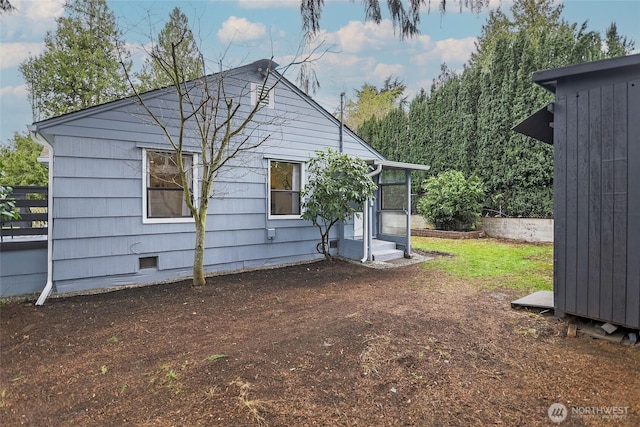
[377,169,408,240]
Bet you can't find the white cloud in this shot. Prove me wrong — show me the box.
[317,20,397,54]
[19,0,64,22]
[1,0,63,40]
[0,84,28,98]
[217,16,267,43]
[372,63,405,81]
[412,36,476,66]
[0,42,43,69]
[433,37,477,63]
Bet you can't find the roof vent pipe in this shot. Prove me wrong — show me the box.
[339,92,345,152]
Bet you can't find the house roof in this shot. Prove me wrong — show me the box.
[31,58,387,161]
[33,59,279,131]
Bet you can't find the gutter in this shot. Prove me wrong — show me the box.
[361,163,383,263]
[29,126,54,306]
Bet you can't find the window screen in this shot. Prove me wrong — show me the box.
[147,151,192,218]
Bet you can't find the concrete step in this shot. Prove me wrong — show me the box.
[370,239,397,251]
[372,248,405,262]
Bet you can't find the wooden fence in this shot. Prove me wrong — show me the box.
[0,186,48,243]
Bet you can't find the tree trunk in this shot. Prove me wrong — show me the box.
[193,215,207,287]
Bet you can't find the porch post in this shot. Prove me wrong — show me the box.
[405,169,411,257]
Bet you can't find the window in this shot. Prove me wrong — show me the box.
[270,160,301,217]
[251,82,274,109]
[143,150,195,221]
[379,169,407,210]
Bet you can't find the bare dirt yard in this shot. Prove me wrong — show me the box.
[1,257,639,426]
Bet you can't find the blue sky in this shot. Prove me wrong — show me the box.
[1,0,639,144]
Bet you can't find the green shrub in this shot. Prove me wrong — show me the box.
[417,170,484,231]
[301,149,377,259]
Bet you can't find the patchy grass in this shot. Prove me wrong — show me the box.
[231,379,268,426]
[413,237,553,292]
[204,354,227,362]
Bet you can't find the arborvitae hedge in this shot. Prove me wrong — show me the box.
[358,0,633,217]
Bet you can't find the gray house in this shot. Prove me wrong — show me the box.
[0,59,428,302]
[515,54,640,329]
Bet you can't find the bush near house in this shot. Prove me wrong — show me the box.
[417,170,484,231]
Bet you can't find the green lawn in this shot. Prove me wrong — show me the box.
[412,237,553,292]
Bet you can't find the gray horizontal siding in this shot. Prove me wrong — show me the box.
[54,177,140,198]
[54,155,141,179]
[52,137,139,159]
[43,69,382,295]
[53,227,321,260]
[53,252,324,295]
[53,237,323,283]
[0,248,47,297]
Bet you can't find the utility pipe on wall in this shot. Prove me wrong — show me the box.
[339,92,345,153]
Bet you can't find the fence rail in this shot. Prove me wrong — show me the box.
[1,186,48,242]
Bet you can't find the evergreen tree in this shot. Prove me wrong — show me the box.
[19,0,131,121]
[137,7,204,91]
[605,23,635,58]
[361,0,635,217]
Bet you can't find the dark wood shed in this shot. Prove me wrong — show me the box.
[515,54,640,329]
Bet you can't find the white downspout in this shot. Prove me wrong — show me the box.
[30,127,54,306]
[361,163,383,262]
[360,200,369,263]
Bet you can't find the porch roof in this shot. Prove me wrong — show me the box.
[368,159,431,171]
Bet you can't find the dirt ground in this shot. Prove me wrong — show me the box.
[1,258,639,426]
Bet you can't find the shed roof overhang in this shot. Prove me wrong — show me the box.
[531,53,640,93]
[514,54,640,145]
[512,103,554,145]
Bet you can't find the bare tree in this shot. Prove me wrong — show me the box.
[120,33,315,287]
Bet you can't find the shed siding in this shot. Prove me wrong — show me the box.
[553,94,567,317]
[554,76,640,329]
[41,71,382,294]
[586,87,602,320]
[627,80,640,328]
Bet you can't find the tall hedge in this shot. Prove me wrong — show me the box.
[358,0,634,217]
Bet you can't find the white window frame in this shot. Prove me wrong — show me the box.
[251,82,275,109]
[142,148,199,224]
[268,159,303,220]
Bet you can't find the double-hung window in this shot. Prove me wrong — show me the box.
[269,160,301,217]
[143,150,195,222]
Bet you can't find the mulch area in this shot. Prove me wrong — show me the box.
[1,259,639,426]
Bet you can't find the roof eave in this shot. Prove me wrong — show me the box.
[370,159,431,171]
[532,53,640,93]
